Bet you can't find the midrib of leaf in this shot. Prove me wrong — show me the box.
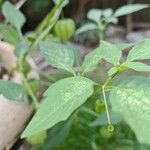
[32,87,92,130]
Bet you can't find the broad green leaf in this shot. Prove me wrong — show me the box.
[0,80,23,101]
[0,23,20,44]
[76,23,97,34]
[40,42,75,74]
[66,43,81,66]
[81,47,101,74]
[87,9,102,24]
[110,76,150,145]
[114,4,149,17]
[14,39,30,58]
[98,41,122,65]
[89,111,122,127]
[127,39,150,61]
[21,76,94,137]
[42,121,70,150]
[125,62,150,72]
[82,41,121,74]
[2,1,26,31]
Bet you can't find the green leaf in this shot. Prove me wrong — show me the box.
[87,9,102,24]
[89,111,122,127]
[103,8,113,18]
[127,39,150,61]
[66,43,81,66]
[0,23,20,44]
[42,121,70,150]
[98,41,122,65]
[125,62,150,72]
[110,76,150,145]
[2,1,26,31]
[40,42,75,74]
[115,42,134,50]
[76,23,97,34]
[14,39,30,58]
[21,76,94,138]
[105,16,118,24]
[81,47,101,74]
[114,4,149,17]
[0,80,23,101]
[82,41,121,74]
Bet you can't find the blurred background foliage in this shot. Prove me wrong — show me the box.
[0,0,150,31]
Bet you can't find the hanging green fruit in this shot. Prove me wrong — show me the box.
[94,99,106,113]
[54,18,75,42]
[99,127,113,139]
[26,131,47,145]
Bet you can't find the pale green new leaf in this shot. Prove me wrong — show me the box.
[21,76,94,137]
[114,4,149,17]
[76,23,97,35]
[82,41,121,74]
[0,80,23,101]
[87,9,102,24]
[127,39,150,61]
[110,76,150,145]
[0,23,20,44]
[103,8,113,18]
[40,42,75,74]
[89,111,122,127]
[126,62,150,72]
[105,16,118,24]
[2,1,26,31]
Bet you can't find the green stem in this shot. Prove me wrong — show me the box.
[19,59,39,109]
[99,30,104,42]
[18,28,24,40]
[102,86,111,125]
[22,73,39,109]
[81,107,99,117]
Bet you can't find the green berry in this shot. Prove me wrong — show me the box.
[107,124,114,132]
[26,131,47,145]
[94,100,105,113]
[100,127,113,139]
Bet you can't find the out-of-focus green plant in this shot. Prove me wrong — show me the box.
[76,4,149,41]
[0,0,70,147]
[53,18,75,43]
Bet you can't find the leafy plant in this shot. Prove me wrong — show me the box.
[20,38,150,147]
[76,4,149,41]
[1,0,150,149]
